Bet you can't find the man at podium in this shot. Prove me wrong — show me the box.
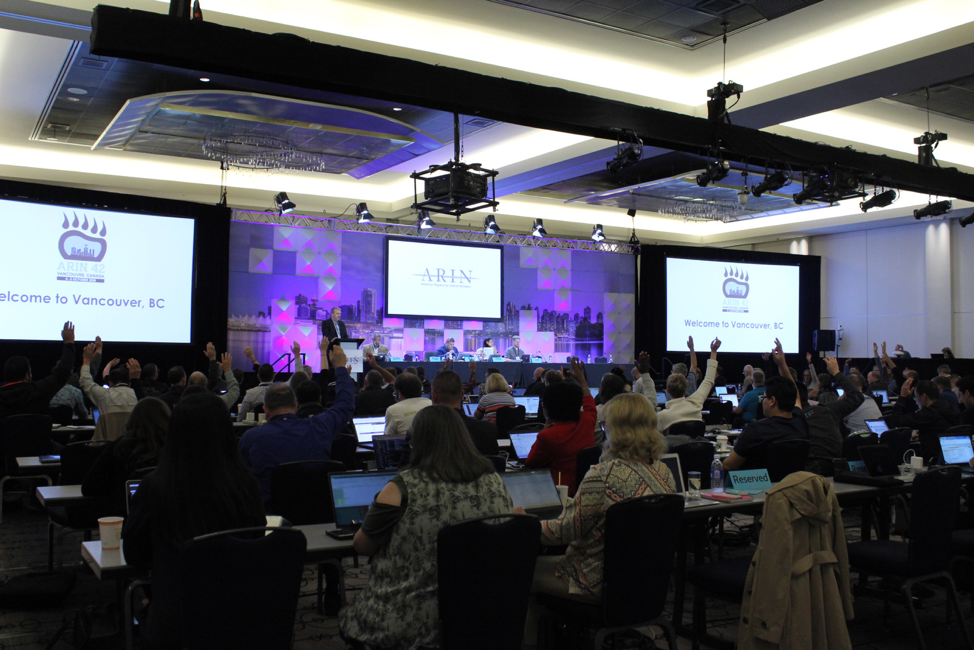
[321,307,348,341]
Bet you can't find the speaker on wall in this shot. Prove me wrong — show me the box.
[812,329,836,351]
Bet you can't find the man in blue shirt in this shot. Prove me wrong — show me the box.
[239,343,354,503]
[434,337,459,360]
[735,369,766,423]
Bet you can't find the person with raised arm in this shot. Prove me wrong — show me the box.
[658,337,720,434]
[0,321,75,421]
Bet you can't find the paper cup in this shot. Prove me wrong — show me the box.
[245,412,255,422]
[98,516,124,550]
[258,413,267,423]
[556,485,569,506]
[716,435,729,451]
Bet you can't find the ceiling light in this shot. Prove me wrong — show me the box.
[531,219,547,238]
[484,215,501,235]
[274,192,296,214]
[355,202,373,223]
[914,200,952,219]
[860,189,898,212]
[392,107,402,112]
[751,170,791,197]
[199,77,210,82]
[66,97,80,102]
[66,87,88,95]
[960,213,974,228]
[793,168,861,205]
[696,160,730,187]
[591,224,606,242]
[417,210,435,229]
[606,130,642,173]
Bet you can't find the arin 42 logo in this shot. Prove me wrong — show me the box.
[414,268,476,284]
[722,266,749,299]
[59,213,108,262]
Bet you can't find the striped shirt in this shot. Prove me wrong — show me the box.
[475,392,516,423]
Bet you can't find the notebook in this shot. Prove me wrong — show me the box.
[501,470,563,519]
[372,435,406,470]
[864,419,889,435]
[857,445,900,477]
[513,396,540,417]
[659,453,685,493]
[721,394,739,408]
[939,436,974,472]
[125,479,140,514]
[329,471,398,530]
[872,390,890,405]
[509,431,539,460]
[352,416,386,444]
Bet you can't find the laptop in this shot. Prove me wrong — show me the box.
[513,396,540,418]
[864,419,889,435]
[721,394,739,408]
[659,453,685,494]
[509,431,539,460]
[512,388,527,396]
[462,403,478,417]
[714,386,728,396]
[938,436,974,473]
[329,471,398,530]
[872,390,890,405]
[353,416,387,444]
[657,392,667,405]
[372,435,406,470]
[501,470,563,519]
[857,445,900,477]
[590,388,599,399]
[125,479,140,514]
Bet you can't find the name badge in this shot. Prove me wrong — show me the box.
[727,469,772,493]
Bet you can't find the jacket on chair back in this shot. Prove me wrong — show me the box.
[739,472,854,650]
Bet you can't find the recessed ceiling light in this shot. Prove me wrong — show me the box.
[66,87,88,95]
[46,137,58,141]
[199,77,210,82]
[392,107,402,111]
[66,97,80,102]
[682,35,697,43]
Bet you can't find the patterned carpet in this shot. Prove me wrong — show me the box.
[0,498,971,649]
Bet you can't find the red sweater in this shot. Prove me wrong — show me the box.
[525,393,597,495]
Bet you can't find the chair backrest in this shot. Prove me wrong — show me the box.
[92,411,129,442]
[672,441,717,490]
[127,466,157,481]
[948,424,973,437]
[59,440,110,485]
[484,455,506,474]
[879,427,912,464]
[438,514,541,650]
[179,527,306,650]
[269,460,345,525]
[666,419,707,439]
[602,494,685,627]
[330,434,358,471]
[764,439,810,482]
[842,431,879,461]
[495,405,526,438]
[508,423,544,435]
[3,415,54,470]
[49,404,74,426]
[908,466,961,575]
[574,445,603,493]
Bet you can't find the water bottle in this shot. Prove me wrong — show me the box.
[587,354,591,363]
[710,458,724,490]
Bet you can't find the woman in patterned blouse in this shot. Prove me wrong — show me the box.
[522,391,676,641]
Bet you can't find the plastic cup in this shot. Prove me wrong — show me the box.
[245,412,255,422]
[556,485,569,506]
[687,471,702,500]
[258,413,267,423]
[98,516,124,550]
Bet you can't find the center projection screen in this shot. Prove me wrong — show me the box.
[665,257,800,354]
[384,237,503,321]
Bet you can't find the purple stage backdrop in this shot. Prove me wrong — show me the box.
[227,221,636,371]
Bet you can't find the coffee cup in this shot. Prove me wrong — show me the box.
[716,435,729,452]
[98,516,124,550]
[258,413,267,423]
[245,412,255,422]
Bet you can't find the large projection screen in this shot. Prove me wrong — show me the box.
[0,198,196,343]
[665,257,800,353]
[384,237,503,321]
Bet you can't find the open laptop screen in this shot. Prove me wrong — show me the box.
[940,436,974,465]
[864,419,889,435]
[501,471,561,510]
[510,432,539,459]
[353,416,386,444]
[329,471,398,526]
[872,391,890,404]
[714,386,728,396]
[659,454,684,493]
[372,435,406,470]
[722,394,738,408]
[513,396,540,417]
[657,392,667,405]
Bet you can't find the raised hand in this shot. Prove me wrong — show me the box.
[687,336,694,351]
[290,341,301,358]
[220,353,232,374]
[329,344,348,370]
[806,352,812,363]
[243,346,256,363]
[94,335,102,354]
[637,351,650,373]
[366,352,378,368]
[771,339,787,368]
[103,358,120,379]
[82,342,96,364]
[569,356,588,389]
[901,376,915,398]
[710,337,721,353]
[824,356,839,376]
[873,342,879,356]
[204,342,216,360]
[126,358,141,380]
[61,321,75,343]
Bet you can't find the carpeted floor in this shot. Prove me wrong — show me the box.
[0,496,971,649]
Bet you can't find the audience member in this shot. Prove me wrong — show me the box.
[739,364,754,398]
[415,366,430,394]
[339,406,512,650]
[608,366,631,392]
[713,365,727,387]
[887,377,959,461]
[0,321,75,421]
[356,369,396,416]
[187,353,238,409]
[594,373,627,444]
[734,369,766,423]
[933,375,960,412]
[384,372,432,436]
[139,363,168,398]
[957,376,974,427]
[236,362,275,420]
[239,343,353,503]
[474,373,515,423]
[122,392,265,650]
[630,351,658,410]
[295,381,325,418]
[49,373,88,420]
[504,336,525,360]
[525,358,596,495]
[937,364,952,377]
[161,367,187,408]
[524,367,546,397]
[842,373,880,433]
[777,353,848,475]
[658,337,720,433]
[79,343,139,421]
[82,397,170,514]
[943,347,956,360]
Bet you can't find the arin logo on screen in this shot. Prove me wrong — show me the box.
[414,268,477,285]
[56,213,107,284]
[721,266,749,314]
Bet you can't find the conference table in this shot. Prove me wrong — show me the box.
[381,361,619,386]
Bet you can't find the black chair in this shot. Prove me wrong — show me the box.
[847,466,972,649]
[0,414,56,524]
[666,419,707,439]
[948,425,974,437]
[48,440,111,570]
[269,460,344,525]
[842,431,879,461]
[127,466,157,481]
[687,556,753,650]
[438,514,540,650]
[880,427,912,464]
[179,527,306,650]
[509,423,544,435]
[574,445,603,494]
[537,494,684,650]
[763,439,809,482]
[496,405,526,438]
[49,404,74,427]
[330,434,359,470]
[672,441,717,490]
[485,455,506,474]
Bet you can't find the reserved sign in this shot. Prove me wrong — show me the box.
[727,469,772,493]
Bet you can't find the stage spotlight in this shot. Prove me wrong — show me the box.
[751,170,791,197]
[417,210,436,229]
[914,200,952,219]
[274,192,295,214]
[860,189,898,213]
[484,215,501,235]
[355,202,373,223]
[591,224,606,242]
[793,176,827,205]
[696,160,730,188]
[606,130,643,173]
[627,208,637,218]
[531,219,547,238]
[960,213,974,228]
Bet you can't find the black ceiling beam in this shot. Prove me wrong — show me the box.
[90,6,974,202]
